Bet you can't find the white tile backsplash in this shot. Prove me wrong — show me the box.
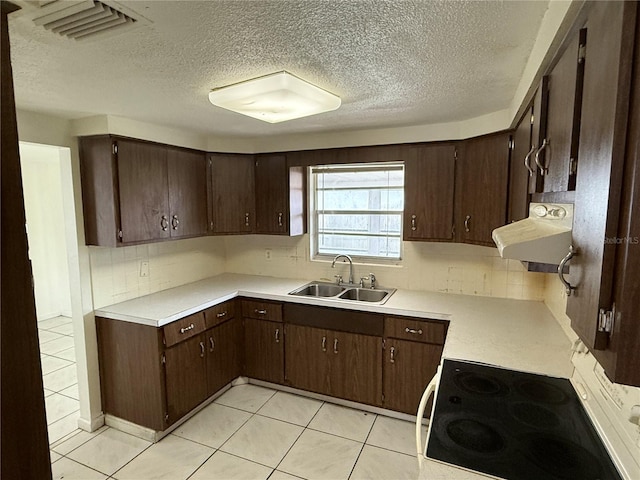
[224,234,546,301]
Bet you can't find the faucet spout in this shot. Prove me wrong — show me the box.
[331,254,354,284]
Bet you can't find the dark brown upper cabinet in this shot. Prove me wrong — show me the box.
[403,144,456,241]
[531,29,587,194]
[566,0,639,386]
[508,106,534,224]
[79,136,207,246]
[456,132,511,246]
[254,154,305,236]
[208,153,256,234]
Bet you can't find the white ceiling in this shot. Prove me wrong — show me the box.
[8,0,550,138]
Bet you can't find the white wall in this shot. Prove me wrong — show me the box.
[20,143,72,320]
[225,234,546,301]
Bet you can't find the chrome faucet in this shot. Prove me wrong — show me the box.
[331,254,354,284]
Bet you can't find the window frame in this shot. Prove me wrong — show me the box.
[309,162,405,265]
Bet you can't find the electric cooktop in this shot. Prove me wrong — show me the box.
[426,360,622,480]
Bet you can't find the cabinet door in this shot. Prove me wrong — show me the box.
[168,148,207,238]
[330,331,382,406]
[285,324,331,395]
[457,132,510,246]
[529,81,548,193]
[255,155,288,234]
[567,2,635,356]
[537,29,586,192]
[243,318,284,384]
[206,318,242,396]
[508,108,533,223]
[117,139,170,244]
[164,334,207,423]
[209,154,255,234]
[404,145,455,241]
[383,339,443,415]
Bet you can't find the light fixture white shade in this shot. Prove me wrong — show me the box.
[208,71,341,123]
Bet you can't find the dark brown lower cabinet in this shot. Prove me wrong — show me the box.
[164,334,207,423]
[284,324,331,394]
[206,318,243,396]
[285,323,382,407]
[383,338,443,415]
[244,318,284,384]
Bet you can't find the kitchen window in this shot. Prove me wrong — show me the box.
[310,162,404,262]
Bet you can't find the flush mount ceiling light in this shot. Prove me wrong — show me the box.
[208,71,341,123]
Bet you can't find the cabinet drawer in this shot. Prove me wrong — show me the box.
[204,300,236,328]
[384,316,447,345]
[163,312,206,348]
[242,300,283,322]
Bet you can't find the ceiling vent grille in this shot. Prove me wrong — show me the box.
[32,0,139,40]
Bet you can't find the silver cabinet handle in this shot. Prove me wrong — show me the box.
[534,138,550,175]
[411,214,417,231]
[275,328,280,343]
[405,327,423,335]
[180,323,195,334]
[171,214,179,230]
[255,309,267,315]
[558,245,577,296]
[390,346,396,363]
[160,215,169,231]
[333,338,338,354]
[524,145,536,176]
[277,212,283,227]
[199,341,205,358]
[209,337,215,352]
[245,212,250,227]
[464,215,471,233]
[321,336,327,352]
[216,311,227,319]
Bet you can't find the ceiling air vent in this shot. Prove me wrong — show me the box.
[32,0,140,40]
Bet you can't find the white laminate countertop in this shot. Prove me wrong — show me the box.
[95,273,574,379]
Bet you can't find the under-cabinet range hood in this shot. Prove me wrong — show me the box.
[492,203,573,265]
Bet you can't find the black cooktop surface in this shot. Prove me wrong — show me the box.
[426,360,621,480]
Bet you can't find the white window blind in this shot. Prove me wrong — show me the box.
[311,162,404,260]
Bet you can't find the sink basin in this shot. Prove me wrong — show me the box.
[289,282,346,297]
[338,288,391,302]
[288,282,396,304]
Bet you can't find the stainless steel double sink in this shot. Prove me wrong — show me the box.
[288,281,396,304]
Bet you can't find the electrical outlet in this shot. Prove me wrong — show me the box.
[140,261,149,277]
[265,249,272,261]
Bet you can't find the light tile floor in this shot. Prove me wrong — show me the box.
[49,383,425,480]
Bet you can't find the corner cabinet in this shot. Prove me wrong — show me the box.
[79,136,207,246]
[566,1,640,387]
[207,153,256,234]
[456,132,511,246]
[403,144,456,241]
[254,154,305,236]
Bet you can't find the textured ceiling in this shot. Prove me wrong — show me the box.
[8,0,549,137]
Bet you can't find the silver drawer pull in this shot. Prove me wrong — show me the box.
[321,336,327,352]
[275,328,280,343]
[405,327,423,335]
[333,338,339,354]
[216,311,227,318]
[411,214,417,231]
[180,323,195,334]
[245,212,250,227]
[209,337,215,352]
[255,309,267,315]
[278,212,283,227]
[390,346,396,363]
[199,341,205,358]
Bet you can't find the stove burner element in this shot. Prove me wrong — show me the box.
[511,402,560,429]
[516,379,568,404]
[522,434,602,480]
[446,419,505,453]
[454,371,509,396]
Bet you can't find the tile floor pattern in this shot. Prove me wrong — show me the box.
[49,383,426,480]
